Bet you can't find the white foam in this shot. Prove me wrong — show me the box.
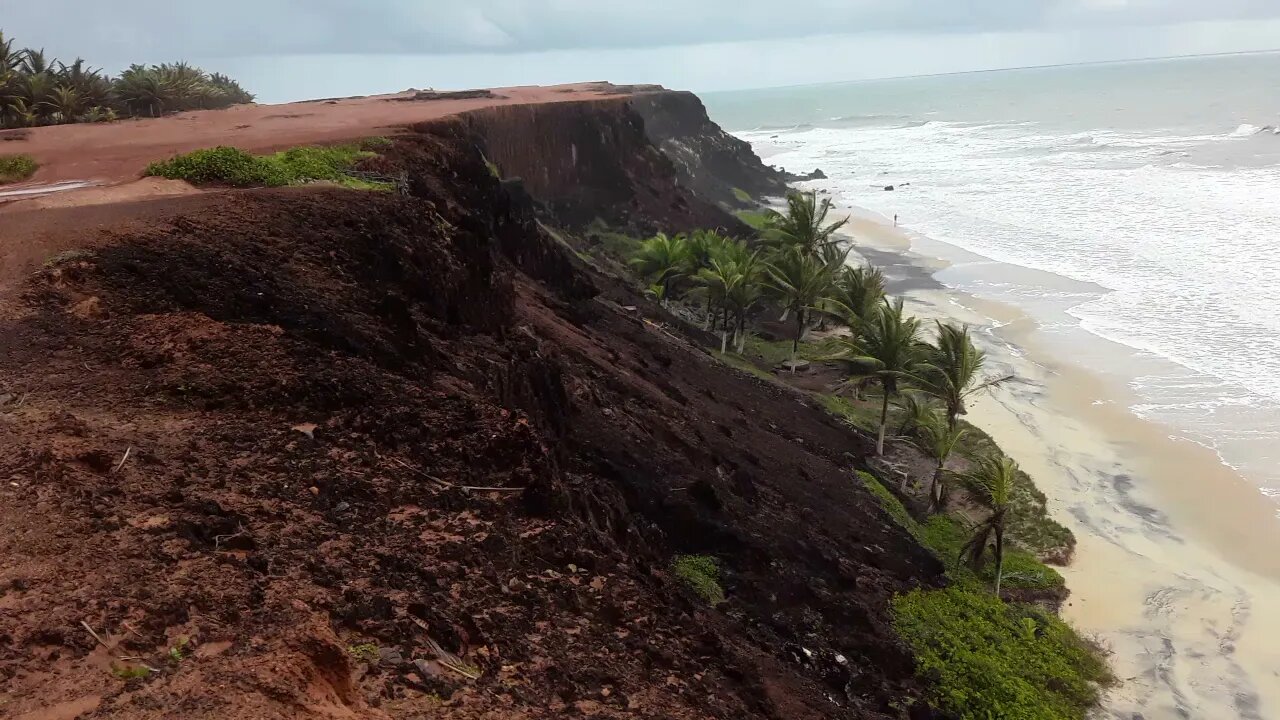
[742,116,1280,493]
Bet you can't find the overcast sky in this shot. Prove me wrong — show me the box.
[4,1,1280,102]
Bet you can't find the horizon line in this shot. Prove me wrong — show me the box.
[703,48,1280,95]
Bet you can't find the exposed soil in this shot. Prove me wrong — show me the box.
[0,83,632,189]
[0,107,943,719]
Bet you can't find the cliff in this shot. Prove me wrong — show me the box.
[0,91,943,719]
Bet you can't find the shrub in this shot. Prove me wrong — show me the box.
[145,146,282,187]
[893,587,1112,719]
[0,154,38,184]
[348,643,380,663]
[145,143,379,188]
[671,554,725,604]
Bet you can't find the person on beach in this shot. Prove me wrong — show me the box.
[894,214,898,227]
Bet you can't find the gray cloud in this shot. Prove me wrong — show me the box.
[4,0,1280,62]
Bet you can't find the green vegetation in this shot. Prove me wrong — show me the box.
[735,209,774,231]
[1,29,252,129]
[145,143,386,189]
[0,153,36,183]
[110,663,152,681]
[671,554,725,605]
[348,643,380,663]
[167,636,191,665]
[612,189,1099,718]
[893,587,1111,720]
[731,186,753,203]
[43,248,95,268]
[765,247,845,360]
[858,471,1063,591]
[828,298,925,455]
[360,136,394,150]
[741,335,845,367]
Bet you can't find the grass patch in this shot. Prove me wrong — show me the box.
[740,335,845,367]
[731,187,753,203]
[822,394,884,435]
[735,209,774,231]
[859,471,925,543]
[717,351,777,382]
[893,587,1112,720]
[360,136,394,150]
[145,142,381,188]
[671,554,725,605]
[0,153,37,183]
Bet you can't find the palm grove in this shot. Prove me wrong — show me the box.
[630,192,1019,594]
[0,30,253,128]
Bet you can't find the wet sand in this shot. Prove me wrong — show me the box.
[839,210,1280,718]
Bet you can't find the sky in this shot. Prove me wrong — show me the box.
[4,1,1280,102]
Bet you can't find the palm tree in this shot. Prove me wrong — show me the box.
[39,86,82,123]
[630,233,691,303]
[915,411,967,511]
[919,322,1007,430]
[831,298,925,455]
[766,247,842,365]
[959,455,1018,596]
[767,190,849,257]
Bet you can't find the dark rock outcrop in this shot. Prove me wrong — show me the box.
[629,90,788,208]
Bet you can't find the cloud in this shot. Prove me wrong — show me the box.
[4,0,1279,61]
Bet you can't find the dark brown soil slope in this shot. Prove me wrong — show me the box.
[0,126,942,719]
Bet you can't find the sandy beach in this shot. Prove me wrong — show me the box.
[831,206,1280,718]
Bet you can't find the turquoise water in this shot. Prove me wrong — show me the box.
[704,53,1280,500]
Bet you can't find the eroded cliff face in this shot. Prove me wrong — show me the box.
[0,94,942,719]
[629,90,787,207]
[445,91,779,234]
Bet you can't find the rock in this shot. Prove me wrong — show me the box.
[883,185,894,191]
[378,647,404,667]
[786,168,827,182]
[779,359,811,373]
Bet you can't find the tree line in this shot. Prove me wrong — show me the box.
[630,192,1018,594]
[0,30,253,129]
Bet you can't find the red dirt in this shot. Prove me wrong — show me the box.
[2,83,629,187]
[0,106,942,719]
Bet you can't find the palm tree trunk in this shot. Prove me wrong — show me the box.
[993,526,1005,597]
[929,463,945,513]
[877,383,890,455]
[792,308,804,372]
[720,331,728,354]
[736,312,747,353]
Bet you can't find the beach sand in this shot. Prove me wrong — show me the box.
[838,211,1280,719]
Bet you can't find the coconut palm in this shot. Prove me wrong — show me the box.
[695,254,762,353]
[959,455,1018,595]
[767,190,849,257]
[39,86,82,123]
[630,232,692,303]
[766,247,843,364]
[915,411,967,511]
[830,298,925,455]
[918,322,1007,430]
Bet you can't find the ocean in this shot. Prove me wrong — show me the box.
[703,52,1280,509]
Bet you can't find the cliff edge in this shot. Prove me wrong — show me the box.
[0,88,942,719]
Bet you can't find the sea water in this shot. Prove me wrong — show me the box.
[704,52,1280,506]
